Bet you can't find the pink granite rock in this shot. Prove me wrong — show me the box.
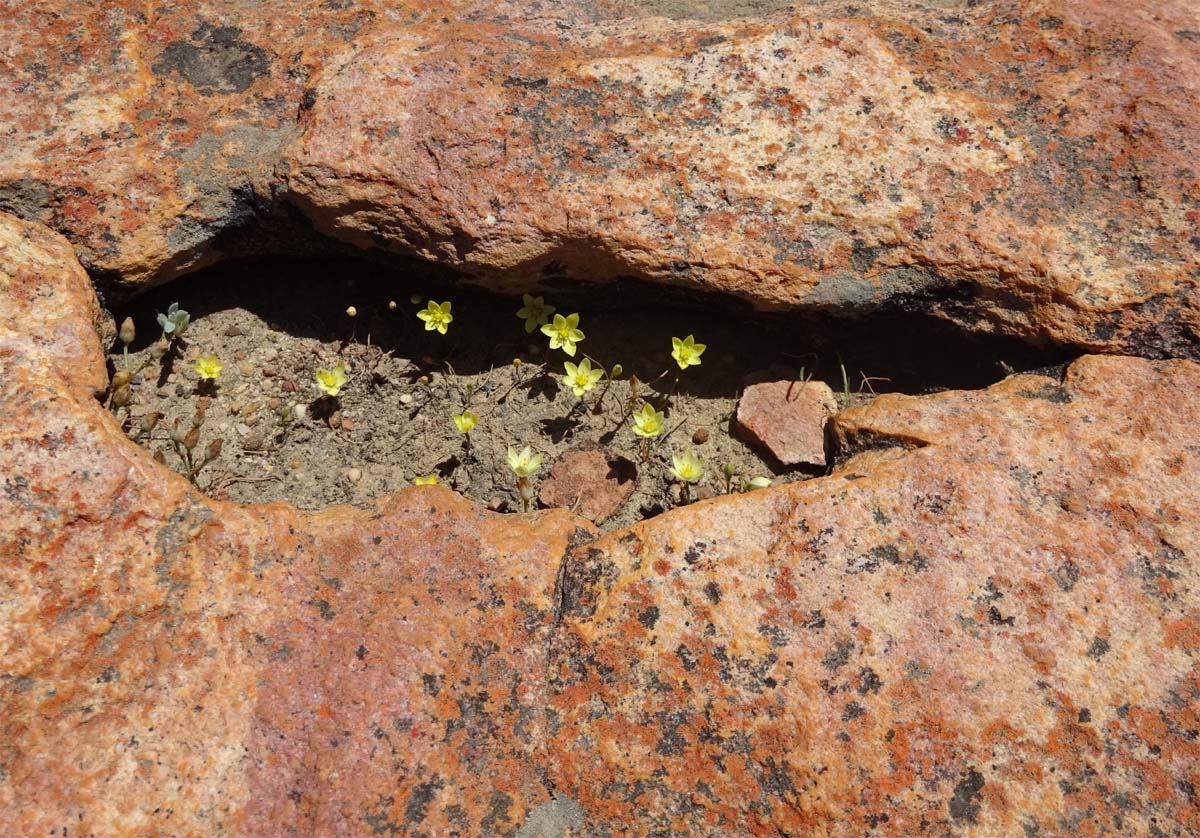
[2,1,1198,358]
[539,447,637,524]
[3,211,1198,834]
[735,377,838,467]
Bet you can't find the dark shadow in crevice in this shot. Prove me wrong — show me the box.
[107,253,1079,402]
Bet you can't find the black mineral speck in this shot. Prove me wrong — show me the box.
[153,24,271,95]
[949,768,985,823]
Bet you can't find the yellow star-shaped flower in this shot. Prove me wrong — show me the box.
[669,449,704,484]
[315,361,348,397]
[631,403,665,438]
[506,446,543,478]
[452,410,478,434]
[671,335,706,370]
[562,358,604,397]
[417,300,453,334]
[541,313,584,357]
[516,294,555,334]
[193,355,223,381]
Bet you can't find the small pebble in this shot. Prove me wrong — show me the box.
[267,397,281,410]
[261,347,278,362]
[692,428,710,445]
[224,325,245,337]
[341,418,356,432]
[399,393,414,405]
[263,367,277,378]
[293,403,308,421]
[291,459,302,470]
[239,363,254,377]
[236,423,251,436]
[234,350,247,362]
[281,380,297,393]
[329,411,342,429]
[346,468,362,483]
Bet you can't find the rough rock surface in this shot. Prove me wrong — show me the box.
[3,1,1199,358]
[3,212,1199,833]
[736,376,838,466]
[539,447,638,524]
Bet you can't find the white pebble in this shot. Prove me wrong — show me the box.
[293,403,308,421]
[399,393,413,405]
[346,468,362,483]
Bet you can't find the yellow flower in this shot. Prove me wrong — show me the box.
[417,300,453,334]
[315,361,349,397]
[516,294,555,334]
[193,355,223,381]
[414,474,439,485]
[631,403,665,438]
[540,313,584,356]
[506,446,543,478]
[671,335,706,370]
[669,449,704,484]
[452,409,478,434]
[562,358,604,397]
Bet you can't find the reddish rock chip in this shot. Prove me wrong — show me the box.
[539,447,637,524]
[735,377,838,467]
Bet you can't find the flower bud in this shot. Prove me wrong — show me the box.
[610,363,623,378]
[169,418,186,444]
[118,317,135,346]
[149,339,169,360]
[139,412,161,434]
[110,383,131,407]
[517,476,535,503]
[388,300,397,310]
[345,306,357,318]
[205,439,223,461]
[410,294,423,305]
[111,369,132,389]
[183,426,200,451]
[512,358,522,368]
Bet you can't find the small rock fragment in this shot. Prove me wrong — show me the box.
[346,468,361,483]
[692,428,710,445]
[735,376,837,467]
[539,448,636,524]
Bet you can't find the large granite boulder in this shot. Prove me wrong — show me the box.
[2,1,1198,357]
[2,211,1197,834]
